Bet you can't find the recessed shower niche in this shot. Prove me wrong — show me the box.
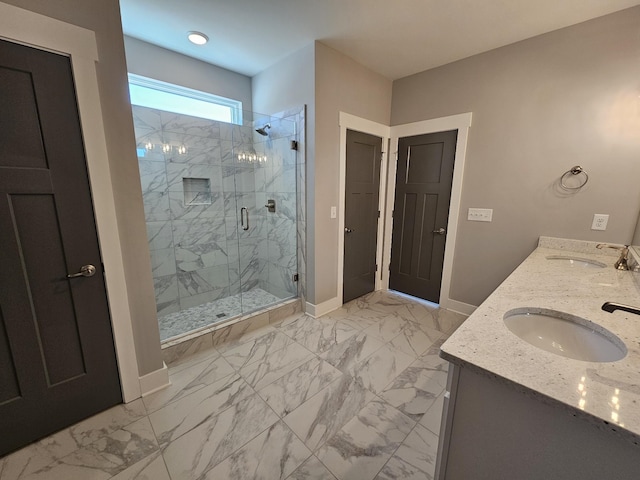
[132,104,305,341]
[183,177,212,205]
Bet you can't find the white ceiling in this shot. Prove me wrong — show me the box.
[119,0,640,80]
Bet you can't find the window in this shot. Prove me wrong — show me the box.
[128,73,242,125]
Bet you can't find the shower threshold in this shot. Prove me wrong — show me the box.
[158,288,284,342]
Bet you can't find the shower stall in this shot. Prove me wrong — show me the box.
[132,105,303,341]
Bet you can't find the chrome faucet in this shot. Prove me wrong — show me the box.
[602,302,640,317]
[596,243,630,271]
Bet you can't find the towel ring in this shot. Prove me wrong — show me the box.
[560,166,588,190]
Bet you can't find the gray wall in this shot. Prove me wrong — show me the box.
[313,42,393,304]
[391,7,640,306]
[1,0,163,374]
[124,36,253,112]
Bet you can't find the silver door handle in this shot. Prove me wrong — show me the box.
[67,264,96,278]
[433,227,446,235]
[345,227,354,233]
[240,207,249,231]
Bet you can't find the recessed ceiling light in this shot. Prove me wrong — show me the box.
[187,31,208,46]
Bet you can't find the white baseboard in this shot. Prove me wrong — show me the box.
[139,362,170,397]
[442,298,477,316]
[305,297,342,318]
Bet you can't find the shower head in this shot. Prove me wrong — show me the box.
[255,123,271,136]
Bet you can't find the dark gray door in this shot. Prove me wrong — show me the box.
[389,130,457,303]
[0,39,121,456]
[343,130,382,303]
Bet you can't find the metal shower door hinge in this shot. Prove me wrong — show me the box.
[293,273,299,282]
[290,140,298,151]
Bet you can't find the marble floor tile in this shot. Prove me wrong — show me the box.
[349,344,415,395]
[201,421,311,480]
[162,394,279,480]
[211,312,272,352]
[362,316,415,343]
[284,376,375,452]
[419,391,446,436]
[222,330,293,370]
[286,455,337,480]
[280,316,359,354]
[149,373,254,446]
[20,417,158,480]
[239,341,315,390]
[320,332,385,373]
[376,424,439,480]
[388,322,443,359]
[316,398,415,480]
[0,399,147,480]
[109,450,170,480]
[377,354,448,421]
[258,357,343,417]
[143,355,235,413]
[162,334,218,373]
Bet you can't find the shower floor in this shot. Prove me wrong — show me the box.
[159,288,283,341]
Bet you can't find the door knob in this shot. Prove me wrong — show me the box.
[344,227,354,234]
[67,264,96,278]
[433,227,446,235]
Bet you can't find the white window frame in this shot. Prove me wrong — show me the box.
[128,73,243,125]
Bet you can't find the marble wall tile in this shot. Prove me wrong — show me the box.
[376,424,438,480]
[165,143,222,165]
[283,376,374,452]
[162,131,221,153]
[177,264,230,297]
[316,398,415,480]
[175,241,228,272]
[239,341,315,390]
[160,111,221,139]
[232,125,253,147]
[146,221,173,251]
[132,105,162,131]
[150,248,176,278]
[219,123,233,142]
[268,299,302,326]
[161,394,279,480]
[165,163,223,192]
[143,355,234,413]
[153,275,179,316]
[172,217,226,247]
[168,191,225,220]
[267,261,297,297]
[142,191,171,222]
[138,159,168,193]
[178,287,230,311]
[148,373,254,446]
[286,455,337,480]
[201,421,311,480]
[265,163,297,194]
[257,357,343,417]
[220,139,235,164]
[109,451,170,480]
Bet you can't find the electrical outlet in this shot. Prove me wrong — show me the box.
[468,208,493,222]
[330,206,337,219]
[591,214,609,231]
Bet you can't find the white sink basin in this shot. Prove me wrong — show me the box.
[545,255,606,268]
[503,308,626,362]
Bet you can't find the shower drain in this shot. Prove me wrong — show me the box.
[216,313,227,318]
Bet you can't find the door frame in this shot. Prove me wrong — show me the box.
[338,113,390,306]
[0,4,143,401]
[384,113,473,314]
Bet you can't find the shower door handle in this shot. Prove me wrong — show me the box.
[240,207,249,230]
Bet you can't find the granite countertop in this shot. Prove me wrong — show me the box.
[441,236,640,443]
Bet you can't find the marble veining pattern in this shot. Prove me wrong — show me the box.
[441,238,640,443]
[2,290,465,479]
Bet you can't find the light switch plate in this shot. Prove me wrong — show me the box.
[330,206,337,219]
[591,214,609,231]
[468,208,493,222]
